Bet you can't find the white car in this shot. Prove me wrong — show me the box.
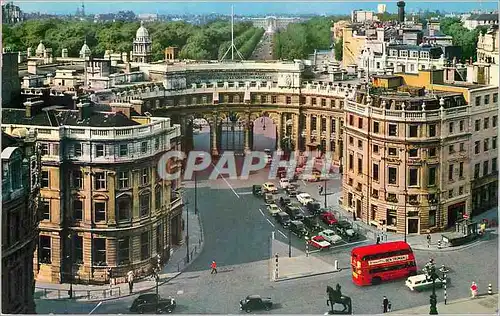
[318,229,343,244]
[296,193,314,206]
[267,204,280,216]
[279,178,290,189]
[405,274,444,291]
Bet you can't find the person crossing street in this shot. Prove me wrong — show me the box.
[471,282,478,298]
[383,296,389,313]
[210,260,218,274]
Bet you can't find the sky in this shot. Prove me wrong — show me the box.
[12,1,499,16]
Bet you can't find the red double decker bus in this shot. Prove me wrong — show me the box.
[351,241,417,286]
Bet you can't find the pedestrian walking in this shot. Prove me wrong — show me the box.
[427,233,432,248]
[127,270,134,294]
[376,235,380,245]
[210,260,218,274]
[388,301,392,312]
[318,185,323,195]
[108,268,114,287]
[382,296,389,313]
[471,282,478,298]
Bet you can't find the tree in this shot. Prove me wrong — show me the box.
[334,37,343,61]
[439,17,483,62]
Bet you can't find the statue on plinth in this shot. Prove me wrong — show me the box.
[326,284,352,314]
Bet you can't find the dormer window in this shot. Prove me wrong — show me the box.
[410,51,419,58]
[400,50,408,57]
[420,51,429,58]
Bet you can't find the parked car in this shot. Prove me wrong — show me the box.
[262,182,278,193]
[297,193,314,206]
[306,201,322,215]
[286,185,298,197]
[264,193,275,205]
[252,185,262,197]
[318,229,343,244]
[279,196,291,207]
[130,294,176,314]
[335,220,357,240]
[289,220,308,238]
[267,204,280,217]
[308,235,331,249]
[285,205,305,221]
[239,295,273,313]
[405,274,444,291]
[303,215,322,232]
[276,212,291,228]
[279,178,290,189]
[320,212,338,226]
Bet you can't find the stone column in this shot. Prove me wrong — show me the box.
[107,172,116,225]
[276,113,283,151]
[326,117,332,153]
[293,113,301,153]
[210,121,219,157]
[334,117,341,161]
[244,119,251,154]
[305,114,312,149]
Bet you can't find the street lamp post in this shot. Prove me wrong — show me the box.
[288,228,292,258]
[67,234,73,299]
[424,260,439,315]
[155,254,161,312]
[185,200,190,263]
[324,177,328,208]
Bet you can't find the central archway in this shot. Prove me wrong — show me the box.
[252,115,277,152]
[192,118,210,152]
[217,112,245,154]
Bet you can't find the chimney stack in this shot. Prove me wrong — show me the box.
[24,99,44,118]
[77,101,92,121]
[397,1,405,24]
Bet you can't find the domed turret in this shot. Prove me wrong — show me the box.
[135,21,150,40]
[132,21,152,63]
[79,40,91,58]
[36,41,46,56]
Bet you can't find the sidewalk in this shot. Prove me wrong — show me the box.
[302,186,498,252]
[390,294,498,315]
[34,209,204,302]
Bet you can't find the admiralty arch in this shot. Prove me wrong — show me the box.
[105,61,356,166]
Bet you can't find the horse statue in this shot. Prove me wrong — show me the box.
[326,284,352,314]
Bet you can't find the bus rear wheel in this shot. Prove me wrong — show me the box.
[371,277,382,285]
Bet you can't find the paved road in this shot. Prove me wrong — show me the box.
[251,32,274,60]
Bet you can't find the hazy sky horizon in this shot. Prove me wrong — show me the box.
[13,1,499,16]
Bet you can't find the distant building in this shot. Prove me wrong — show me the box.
[132,22,152,63]
[377,4,387,14]
[2,2,24,24]
[463,13,499,30]
[469,25,499,86]
[249,16,303,34]
[351,10,376,23]
[137,13,158,22]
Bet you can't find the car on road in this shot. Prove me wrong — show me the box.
[279,196,291,207]
[289,220,308,238]
[319,229,342,244]
[262,182,278,193]
[306,201,322,215]
[252,185,262,197]
[267,204,280,217]
[405,274,444,291]
[308,235,332,249]
[264,193,275,205]
[279,178,290,189]
[130,294,176,314]
[285,205,305,221]
[286,185,298,197]
[335,220,357,240]
[320,212,338,226]
[303,215,322,232]
[239,295,273,313]
[297,193,314,206]
[276,212,291,228]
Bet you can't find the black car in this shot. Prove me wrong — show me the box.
[279,196,291,207]
[303,215,322,232]
[335,220,357,240]
[285,185,298,197]
[289,220,308,238]
[239,295,273,313]
[306,201,322,215]
[130,294,176,314]
[285,205,304,221]
[252,185,262,197]
[276,212,291,228]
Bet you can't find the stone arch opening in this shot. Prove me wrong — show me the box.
[217,112,245,154]
[191,117,211,152]
[252,114,277,152]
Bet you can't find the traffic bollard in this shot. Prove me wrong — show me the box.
[334,260,339,271]
[444,274,447,305]
[275,253,279,280]
[272,231,275,240]
[489,284,492,295]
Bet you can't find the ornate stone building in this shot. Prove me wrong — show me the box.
[132,21,152,63]
[2,131,41,313]
[2,99,182,284]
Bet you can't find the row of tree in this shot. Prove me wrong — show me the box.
[439,17,488,62]
[217,27,265,60]
[2,19,263,61]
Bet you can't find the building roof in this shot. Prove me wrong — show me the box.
[2,108,141,128]
[136,21,150,39]
[36,40,45,53]
[467,13,498,21]
[80,41,91,55]
[1,132,19,150]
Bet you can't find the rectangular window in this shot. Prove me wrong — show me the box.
[118,237,130,265]
[388,147,397,156]
[141,168,149,185]
[474,163,480,179]
[448,190,453,198]
[373,163,379,181]
[141,141,148,153]
[94,202,106,222]
[448,164,454,181]
[95,172,106,189]
[358,118,363,128]
[388,167,397,185]
[41,200,50,220]
[330,99,335,107]
[72,170,83,189]
[493,136,497,149]
[459,186,464,195]
[373,145,379,153]
[409,125,418,137]
[484,118,490,129]
[493,115,498,127]
[428,167,436,186]
[286,96,292,104]
[388,124,397,136]
[349,136,354,145]
[321,99,326,107]
[39,236,51,264]
[494,93,498,103]
[429,209,436,227]
[475,119,481,131]
[40,143,49,156]
[311,98,317,105]
[141,232,149,260]
[73,200,83,221]
[448,122,454,134]
[260,95,266,103]
[74,236,83,264]
[409,148,418,157]
[484,138,489,151]
[483,161,489,176]
[475,141,480,154]
[475,96,481,106]
[459,162,464,178]
[41,170,49,188]
[459,120,464,132]
[96,144,104,157]
[299,96,306,105]
[460,143,465,152]
[74,144,82,157]
[93,238,106,266]
[429,147,436,157]
[449,145,455,154]
[155,186,162,210]
[140,193,150,217]
[358,140,363,149]
[119,144,128,156]
[118,171,129,189]
[409,169,418,186]
[349,154,354,170]
[373,121,380,133]
[492,158,497,172]
[357,158,363,174]
[485,94,490,105]
[428,124,436,137]
[271,95,277,104]
[349,115,354,126]
[155,137,160,150]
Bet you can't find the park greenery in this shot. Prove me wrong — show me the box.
[439,17,488,62]
[1,19,264,61]
[217,27,265,60]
